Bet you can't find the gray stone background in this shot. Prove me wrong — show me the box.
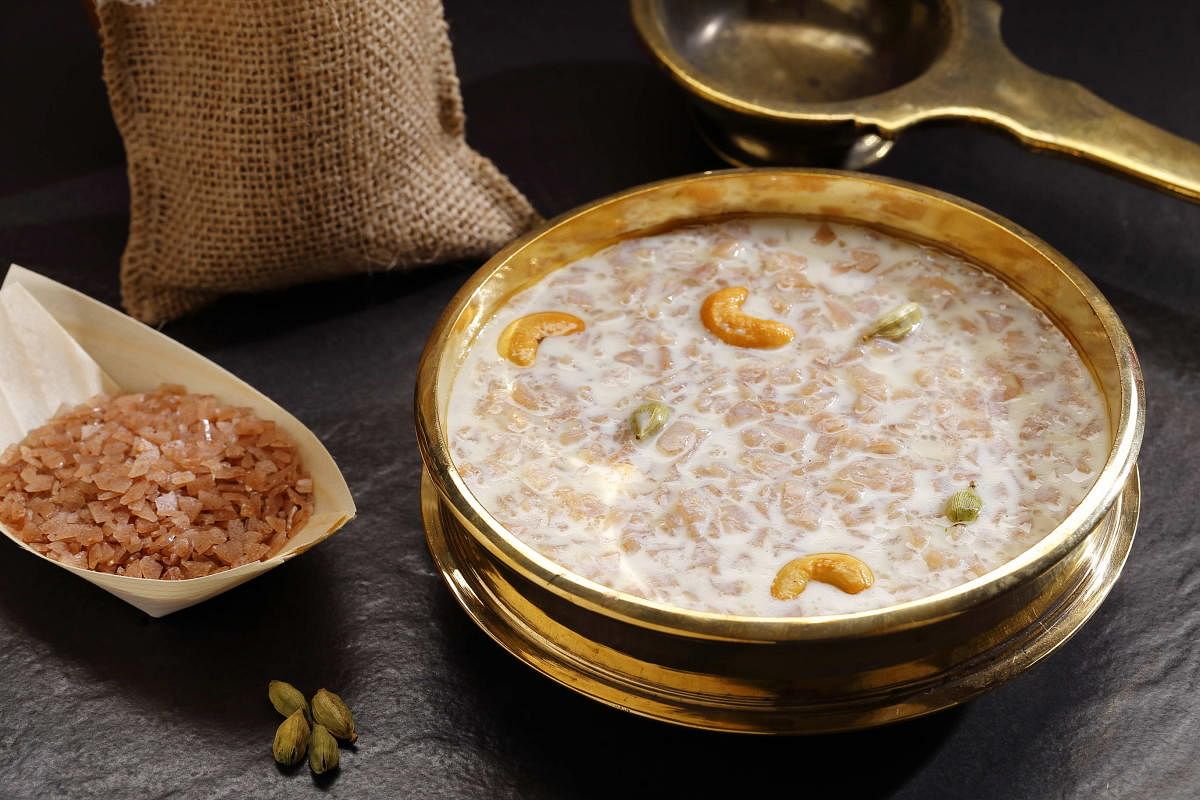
[0,1,1196,797]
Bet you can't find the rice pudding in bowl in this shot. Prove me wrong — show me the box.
[416,170,1142,731]
[447,217,1107,616]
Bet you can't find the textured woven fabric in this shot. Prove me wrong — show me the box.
[97,0,539,324]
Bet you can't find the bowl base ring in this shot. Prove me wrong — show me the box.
[422,468,1139,734]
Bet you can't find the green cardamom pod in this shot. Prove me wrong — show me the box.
[862,302,923,342]
[945,481,983,524]
[629,401,671,441]
[268,680,309,719]
[272,708,311,768]
[311,688,358,744]
[308,724,340,775]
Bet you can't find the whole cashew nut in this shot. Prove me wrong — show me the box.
[771,553,875,600]
[700,286,795,349]
[497,312,586,367]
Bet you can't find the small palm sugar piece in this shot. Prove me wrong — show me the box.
[0,385,314,579]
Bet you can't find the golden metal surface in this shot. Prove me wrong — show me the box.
[632,0,1200,201]
[423,468,1138,733]
[414,169,1146,732]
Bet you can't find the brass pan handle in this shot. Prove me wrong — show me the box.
[876,1,1200,202]
[962,66,1200,202]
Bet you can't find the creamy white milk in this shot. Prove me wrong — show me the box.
[447,218,1108,616]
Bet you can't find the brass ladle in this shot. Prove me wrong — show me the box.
[632,0,1200,201]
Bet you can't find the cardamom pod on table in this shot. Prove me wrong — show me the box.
[312,688,358,744]
[268,680,309,719]
[272,709,311,768]
[309,724,340,775]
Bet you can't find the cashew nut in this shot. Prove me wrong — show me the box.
[496,312,586,367]
[700,287,795,349]
[771,553,875,600]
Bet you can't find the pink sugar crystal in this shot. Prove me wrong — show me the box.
[94,471,133,493]
[140,556,163,580]
[87,501,113,524]
[155,492,179,515]
[22,474,54,493]
[0,385,315,580]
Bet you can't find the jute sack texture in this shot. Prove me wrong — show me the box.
[97,0,539,324]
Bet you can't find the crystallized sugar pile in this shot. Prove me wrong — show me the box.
[0,385,313,579]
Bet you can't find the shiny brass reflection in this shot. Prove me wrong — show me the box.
[633,0,1200,201]
[415,170,1145,733]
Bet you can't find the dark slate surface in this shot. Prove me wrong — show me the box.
[0,2,1197,797]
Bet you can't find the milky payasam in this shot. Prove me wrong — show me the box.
[447,217,1108,616]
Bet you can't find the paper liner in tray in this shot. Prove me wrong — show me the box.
[0,265,356,617]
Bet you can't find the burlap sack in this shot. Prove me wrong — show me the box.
[96,0,540,324]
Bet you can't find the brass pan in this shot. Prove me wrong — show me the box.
[632,0,1200,202]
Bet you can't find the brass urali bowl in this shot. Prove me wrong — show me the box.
[414,169,1145,734]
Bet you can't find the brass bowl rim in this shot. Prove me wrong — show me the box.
[415,167,1144,642]
[628,0,966,126]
